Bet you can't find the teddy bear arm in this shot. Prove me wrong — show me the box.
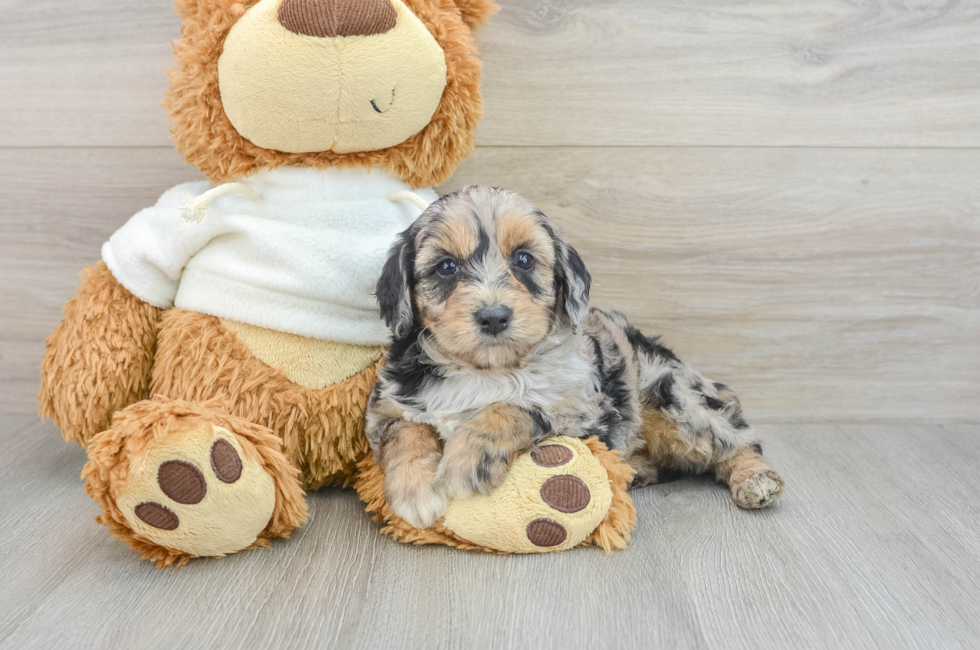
[39,261,161,447]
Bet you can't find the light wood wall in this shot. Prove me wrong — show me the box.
[1,0,978,421]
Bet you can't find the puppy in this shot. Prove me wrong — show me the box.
[366,185,784,528]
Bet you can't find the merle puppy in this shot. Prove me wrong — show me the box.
[366,185,784,528]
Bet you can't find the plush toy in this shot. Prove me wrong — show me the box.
[357,436,635,553]
[39,0,636,567]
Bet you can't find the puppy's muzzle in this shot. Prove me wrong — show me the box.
[475,305,512,336]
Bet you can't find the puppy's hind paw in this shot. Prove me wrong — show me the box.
[732,469,785,510]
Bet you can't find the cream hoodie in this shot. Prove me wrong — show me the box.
[102,166,435,345]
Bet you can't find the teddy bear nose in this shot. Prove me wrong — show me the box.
[278,0,397,38]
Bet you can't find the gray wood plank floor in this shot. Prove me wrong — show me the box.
[2,415,978,650]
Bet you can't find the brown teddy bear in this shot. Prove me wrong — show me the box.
[38,0,635,567]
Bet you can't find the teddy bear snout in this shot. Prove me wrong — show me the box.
[278,0,397,38]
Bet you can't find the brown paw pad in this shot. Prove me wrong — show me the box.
[158,460,207,504]
[540,475,590,513]
[526,518,568,547]
[531,445,573,468]
[134,502,179,530]
[524,474,590,546]
[136,438,244,531]
[210,439,243,484]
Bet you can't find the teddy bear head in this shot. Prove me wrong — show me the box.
[166,0,497,188]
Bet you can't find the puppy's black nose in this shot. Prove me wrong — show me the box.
[476,305,513,335]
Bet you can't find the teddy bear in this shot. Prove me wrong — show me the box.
[38,0,636,567]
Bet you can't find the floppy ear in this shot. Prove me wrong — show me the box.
[376,229,417,340]
[553,233,592,331]
[452,0,499,30]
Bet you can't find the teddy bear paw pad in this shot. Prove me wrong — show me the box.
[441,438,613,553]
[117,426,277,557]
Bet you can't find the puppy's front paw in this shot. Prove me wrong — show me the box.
[438,450,510,501]
[731,469,785,509]
[388,483,449,529]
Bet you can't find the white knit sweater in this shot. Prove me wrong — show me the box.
[102,166,436,345]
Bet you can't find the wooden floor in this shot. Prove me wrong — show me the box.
[1,0,978,648]
[1,417,978,649]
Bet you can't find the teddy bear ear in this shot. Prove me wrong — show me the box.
[452,0,499,30]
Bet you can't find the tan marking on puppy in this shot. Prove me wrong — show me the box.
[438,403,539,499]
[496,212,557,315]
[430,283,553,369]
[497,287,553,363]
[420,271,553,371]
[715,448,784,509]
[496,212,555,266]
[422,281,487,365]
[416,215,479,267]
[371,393,408,423]
[639,408,719,472]
[415,291,447,329]
[379,422,446,528]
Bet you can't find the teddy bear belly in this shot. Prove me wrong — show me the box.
[220,318,384,390]
[149,308,382,489]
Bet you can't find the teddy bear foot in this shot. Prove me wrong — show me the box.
[84,397,307,568]
[356,437,637,554]
[442,437,620,552]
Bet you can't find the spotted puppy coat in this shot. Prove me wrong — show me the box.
[366,185,785,528]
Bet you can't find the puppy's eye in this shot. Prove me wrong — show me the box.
[436,259,458,277]
[513,251,535,271]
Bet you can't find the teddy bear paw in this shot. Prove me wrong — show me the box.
[440,437,614,553]
[115,425,277,558]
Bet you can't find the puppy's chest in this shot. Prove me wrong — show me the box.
[403,355,600,439]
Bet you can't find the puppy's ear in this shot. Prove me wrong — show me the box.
[553,232,592,331]
[377,229,417,340]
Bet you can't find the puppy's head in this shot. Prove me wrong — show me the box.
[377,186,591,369]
